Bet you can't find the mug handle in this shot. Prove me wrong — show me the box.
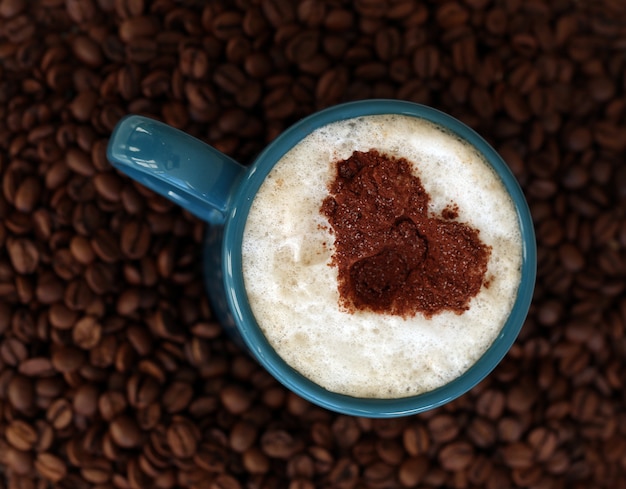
[106,115,246,224]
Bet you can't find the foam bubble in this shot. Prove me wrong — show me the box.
[242,114,523,399]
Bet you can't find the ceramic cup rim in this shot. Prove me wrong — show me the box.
[219,99,536,417]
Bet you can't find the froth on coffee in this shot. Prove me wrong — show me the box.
[242,114,523,399]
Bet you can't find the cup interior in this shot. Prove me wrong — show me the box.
[220,99,536,417]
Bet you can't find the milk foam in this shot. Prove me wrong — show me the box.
[242,114,523,399]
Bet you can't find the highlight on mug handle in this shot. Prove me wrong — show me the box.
[106,115,246,224]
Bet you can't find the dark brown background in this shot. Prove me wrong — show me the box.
[1,0,625,488]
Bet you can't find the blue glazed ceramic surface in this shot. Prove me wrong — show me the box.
[108,100,537,417]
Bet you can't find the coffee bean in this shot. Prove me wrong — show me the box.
[502,90,532,123]
[376,438,404,465]
[467,417,497,448]
[72,383,99,417]
[166,418,198,458]
[80,458,113,484]
[213,63,247,94]
[113,289,139,317]
[85,261,116,294]
[261,429,303,459]
[115,64,139,101]
[331,416,360,449]
[0,0,26,18]
[46,398,73,430]
[14,175,40,213]
[91,229,120,263]
[240,446,269,475]
[263,87,296,120]
[98,389,127,420]
[162,100,190,128]
[229,420,259,453]
[72,315,102,350]
[297,0,325,26]
[323,9,353,32]
[397,455,429,486]
[32,421,53,453]
[261,0,294,27]
[68,235,95,266]
[97,32,123,61]
[65,147,94,177]
[18,357,55,377]
[92,171,123,203]
[7,374,34,411]
[120,219,151,259]
[413,45,440,78]
[35,271,64,304]
[161,380,193,414]
[363,460,394,485]
[125,325,152,357]
[49,302,79,330]
[140,69,168,98]
[6,419,38,451]
[2,14,34,43]
[118,15,159,43]
[126,373,160,408]
[403,423,430,455]
[475,388,505,419]
[506,379,538,413]
[374,27,401,61]
[113,341,135,373]
[4,446,34,475]
[72,35,103,67]
[428,414,460,444]
[6,237,39,274]
[212,10,243,40]
[323,457,359,486]
[284,29,319,65]
[11,307,35,342]
[452,36,478,74]
[1,337,27,366]
[66,0,96,24]
[559,242,585,272]
[498,416,526,443]
[315,67,348,106]
[213,474,243,489]
[136,402,161,430]
[309,422,331,449]
[438,441,474,471]
[179,46,209,79]
[500,441,535,469]
[354,61,387,80]
[35,452,67,483]
[220,384,253,415]
[113,0,143,17]
[127,39,158,64]
[109,414,143,448]
[51,345,85,373]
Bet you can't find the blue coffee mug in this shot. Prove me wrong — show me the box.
[107,100,536,418]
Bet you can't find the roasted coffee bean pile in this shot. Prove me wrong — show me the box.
[1,0,625,488]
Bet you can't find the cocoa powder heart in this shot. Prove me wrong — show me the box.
[321,149,491,318]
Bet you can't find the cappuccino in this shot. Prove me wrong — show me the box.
[242,114,522,399]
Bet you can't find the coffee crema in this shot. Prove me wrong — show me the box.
[242,114,522,399]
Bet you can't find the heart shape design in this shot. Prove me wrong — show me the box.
[321,150,491,318]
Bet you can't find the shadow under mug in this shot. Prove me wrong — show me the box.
[107,99,537,418]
